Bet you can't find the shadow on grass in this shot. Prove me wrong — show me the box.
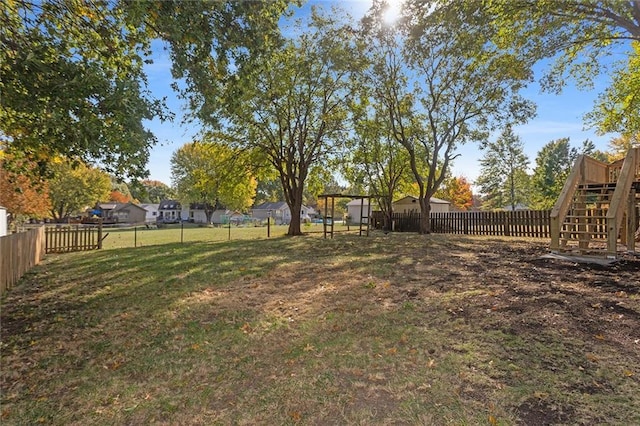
[1,233,639,425]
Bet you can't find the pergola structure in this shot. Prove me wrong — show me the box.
[318,193,374,239]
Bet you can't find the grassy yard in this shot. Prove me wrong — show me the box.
[99,222,356,250]
[1,232,639,425]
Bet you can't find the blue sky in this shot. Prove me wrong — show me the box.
[142,0,621,188]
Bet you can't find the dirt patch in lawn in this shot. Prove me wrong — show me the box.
[1,233,639,425]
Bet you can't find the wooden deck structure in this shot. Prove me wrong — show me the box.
[550,147,640,258]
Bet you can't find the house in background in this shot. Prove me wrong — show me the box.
[90,202,148,224]
[186,203,215,224]
[111,203,148,224]
[158,199,182,223]
[393,195,450,214]
[139,203,159,224]
[252,201,315,225]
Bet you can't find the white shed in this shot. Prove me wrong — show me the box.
[346,199,372,225]
[393,195,450,213]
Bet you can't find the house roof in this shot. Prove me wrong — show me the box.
[393,195,450,205]
[346,198,371,207]
[98,203,118,210]
[253,201,289,211]
[113,203,147,213]
[139,204,159,211]
[190,202,215,210]
[158,199,181,210]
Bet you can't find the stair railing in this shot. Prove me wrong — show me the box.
[550,155,610,252]
[606,147,640,256]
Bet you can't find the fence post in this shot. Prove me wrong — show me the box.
[98,220,103,249]
[504,211,510,237]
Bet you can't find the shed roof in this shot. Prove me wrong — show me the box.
[393,195,450,205]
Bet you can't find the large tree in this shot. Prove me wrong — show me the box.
[47,158,111,221]
[606,133,640,161]
[476,127,531,211]
[171,141,256,223]
[364,1,534,233]
[530,138,579,210]
[219,10,361,235]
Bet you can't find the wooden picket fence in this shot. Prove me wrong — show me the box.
[0,227,45,296]
[375,210,551,238]
[45,224,103,254]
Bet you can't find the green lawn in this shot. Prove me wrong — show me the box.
[100,222,358,250]
[1,232,639,425]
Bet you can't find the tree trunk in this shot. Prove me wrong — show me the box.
[205,207,213,224]
[419,195,432,234]
[287,197,303,236]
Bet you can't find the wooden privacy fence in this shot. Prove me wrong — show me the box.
[431,210,551,237]
[376,210,551,237]
[45,224,103,254]
[0,226,45,296]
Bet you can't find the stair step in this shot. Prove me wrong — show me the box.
[579,183,617,189]
[560,237,608,242]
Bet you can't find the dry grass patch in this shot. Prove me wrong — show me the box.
[2,233,639,425]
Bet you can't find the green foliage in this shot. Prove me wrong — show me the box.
[224,9,362,235]
[345,72,413,226]
[476,127,530,211]
[140,0,296,127]
[362,1,535,232]
[171,141,256,222]
[587,41,640,136]
[0,0,167,179]
[530,138,578,210]
[48,157,111,220]
[606,133,640,162]
[129,179,176,204]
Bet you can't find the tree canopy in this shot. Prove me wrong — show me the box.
[1,0,294,179]
[171,141,256,223]
[0,154,51,223]
[0,0,168,179]
[359,0,534,233]
[476,127,531,211]
[47,157,111,221]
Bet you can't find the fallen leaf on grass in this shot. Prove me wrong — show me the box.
[594,334,605,340]
[289,411,302,422]
[488,414,498,425]
[240,323,253,334]
[586,353,599,363]
[623,370,634,377]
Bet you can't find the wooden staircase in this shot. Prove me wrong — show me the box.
[550,147,640,258]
